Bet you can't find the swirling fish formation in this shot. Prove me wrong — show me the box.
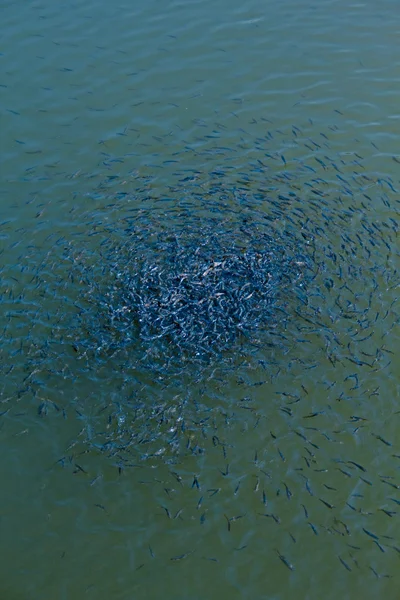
[2,123,399,587]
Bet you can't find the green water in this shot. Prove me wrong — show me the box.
[1,1,400,599]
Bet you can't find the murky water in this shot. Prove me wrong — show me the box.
[1,1,400,599]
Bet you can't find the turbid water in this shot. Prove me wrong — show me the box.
[1,1,400,599]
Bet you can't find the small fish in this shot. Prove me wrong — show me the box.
[323,484,337,491]
[73,463,87,474]
[373,434,392,446]
[338,556,352,572]
[258,513,280,524]
[363,528,379,541]
[170,471,183,485]
[319,498,334,509]
[277,448,286,462]
[374,541,386,553]
[308,522,318,535]
[161,506,171,519]
[262,490,267,506]
[276,549,294,571]
[219,464,230,476]
[170,550,194,561]
[283,482,292,500]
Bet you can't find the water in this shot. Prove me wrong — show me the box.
[1,1,400,598]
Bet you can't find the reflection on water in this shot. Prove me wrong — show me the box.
[1,1,400,599]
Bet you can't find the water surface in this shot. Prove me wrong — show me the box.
[1,1,400,599]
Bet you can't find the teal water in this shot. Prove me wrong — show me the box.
[1,1,400,599]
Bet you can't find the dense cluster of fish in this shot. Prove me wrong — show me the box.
[2,120,399,586]
[71,202,313,366]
